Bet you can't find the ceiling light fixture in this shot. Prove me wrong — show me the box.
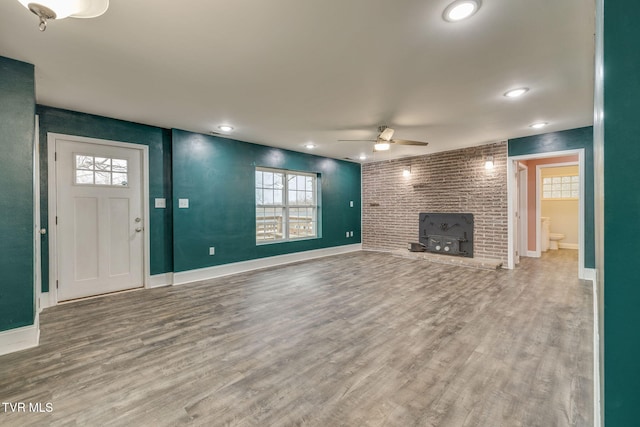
[17,0,109,31]
[530,122,548,129]
[305,143,316,149]
[374,142,390,151]
[217,125,234,132]
[359,154,367,160]
[504,87,529,98]
[443,0,481,22]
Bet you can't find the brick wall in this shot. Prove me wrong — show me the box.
[362,142,508,263]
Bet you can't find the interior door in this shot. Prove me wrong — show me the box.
[55,139,144,301]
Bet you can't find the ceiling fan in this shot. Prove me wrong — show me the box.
[339,126,429,152]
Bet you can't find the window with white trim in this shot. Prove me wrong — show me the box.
[255,168,318,243]
[542,175,579,200]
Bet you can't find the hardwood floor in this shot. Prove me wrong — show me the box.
[0,250,593,426]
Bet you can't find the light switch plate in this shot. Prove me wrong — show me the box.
[350,201,354,207]
[178,198,189,209]
[154,198,166,209]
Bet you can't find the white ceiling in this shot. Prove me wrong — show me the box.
[0,0,595,163]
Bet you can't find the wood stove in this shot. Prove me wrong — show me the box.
[419,213,474,258]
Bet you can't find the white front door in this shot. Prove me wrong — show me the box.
[55,139,144,301]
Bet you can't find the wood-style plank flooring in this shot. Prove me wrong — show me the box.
[0,250,593,426]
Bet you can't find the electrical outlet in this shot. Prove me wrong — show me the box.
[209,247,215,255]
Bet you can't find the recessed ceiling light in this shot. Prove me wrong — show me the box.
[305,143,316,149]
[218,125,234,132]
[530,122,548,129]
[359,154,367,160]
[443,0,481,22]
[504,87,529,98]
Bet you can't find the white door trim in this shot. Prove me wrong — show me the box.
[47,133,151,305]
[507,149,585,279]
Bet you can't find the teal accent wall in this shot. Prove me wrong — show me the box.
[603,1,640,423]
[172,129,361,272]
[0,57,35,331]
[36,106,173,291]
[508,127,595,269]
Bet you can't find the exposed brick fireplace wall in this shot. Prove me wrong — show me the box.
[362,142,508,263]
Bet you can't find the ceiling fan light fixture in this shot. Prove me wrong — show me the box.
[443,0,481,22]
[18,0,108,30]
[374,142,390,151]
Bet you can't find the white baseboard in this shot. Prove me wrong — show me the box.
[173,244,362,286]
[559,242,579,250]
[39,292,51,312]
[0,315,40,356]
[148,272,174,288]
[583,268,596,282]
[526,251,540,258]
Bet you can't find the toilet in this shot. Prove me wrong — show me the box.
[549,233,565,250]
[541,217,565,251]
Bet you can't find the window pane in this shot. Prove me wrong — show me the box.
[288,175,297,191]
[571,183,579,191]
[256,189,263,205]
[562,183,570,191]
[112,159,128,172]
[297,175,305,190]
[289,189,296,204]
[76,170,93,184]
[543,177,551,184]
[264,189,274,205]
[561,176,571,183]
[264,172,273,187]
[274,189,283,204]
[543,192,551,198]
[95,171,111,185]
[274,173,284,189]
[76,155,93,170]
[306,176,313,191]
[112,173,128,186]
[552,191,561,198]
[571,176,579,183]
[94,157,111,171]
[571,191,579,198]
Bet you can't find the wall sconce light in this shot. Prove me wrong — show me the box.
[485,156,494,170]
[402,166,412,178]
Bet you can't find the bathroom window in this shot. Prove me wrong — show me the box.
[542,175,579,200]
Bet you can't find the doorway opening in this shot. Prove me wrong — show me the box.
[507,149,586,279]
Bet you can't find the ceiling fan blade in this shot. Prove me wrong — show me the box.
[379,127,395,141]
[391,139,429,146]
[338,139,377,142]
